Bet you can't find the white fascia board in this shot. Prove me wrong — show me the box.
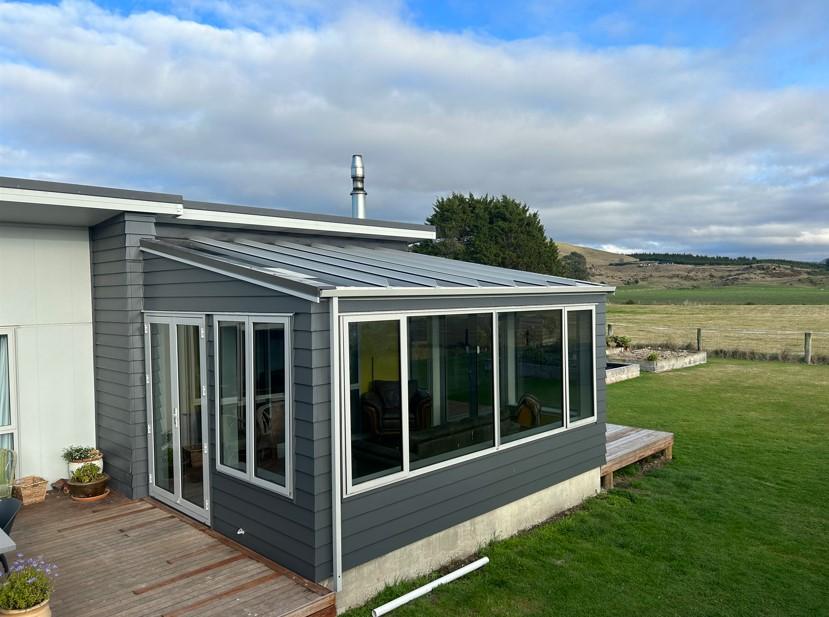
[178,208,436,241]
[0,187,182,215]
[320,284,616,298]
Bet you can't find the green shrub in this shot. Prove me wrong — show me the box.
[0,556,56,610]
[608,335,632,350]
[61,445,100,463]
[70,463,105,484]
[646,352,659,361]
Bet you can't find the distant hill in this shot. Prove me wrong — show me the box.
[555,242,638,267]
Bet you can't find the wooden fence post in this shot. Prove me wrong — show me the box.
[805,332,812,364]
[696,328,703,352]
[607,323,614,338]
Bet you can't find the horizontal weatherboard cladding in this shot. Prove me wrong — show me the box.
[141,253,332,581]
[90,213,157,498]
[339,296,607,570]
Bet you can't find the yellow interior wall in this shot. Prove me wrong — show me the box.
[357,321,400,393]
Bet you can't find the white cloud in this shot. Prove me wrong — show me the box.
[0,1,827,260]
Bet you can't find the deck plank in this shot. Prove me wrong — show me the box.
[602,423,674,480]
[11,492,335,617]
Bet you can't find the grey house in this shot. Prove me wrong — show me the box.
[0,172,612,610]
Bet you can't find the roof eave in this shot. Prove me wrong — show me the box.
[320,284,615,298]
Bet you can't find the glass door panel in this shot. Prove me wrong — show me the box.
[147,317,208,523]
[150,323,175,495]
[177,324,204,509]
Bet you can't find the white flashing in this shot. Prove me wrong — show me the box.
[0,186,182,215]
[178,208,436,240]
[321,284,615,298]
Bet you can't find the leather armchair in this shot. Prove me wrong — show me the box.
[361,380,432,438]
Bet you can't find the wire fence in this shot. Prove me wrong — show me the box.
[607,322,828,362]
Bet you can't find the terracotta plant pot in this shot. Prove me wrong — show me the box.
[67,473,109,500]
[0,598,51,616]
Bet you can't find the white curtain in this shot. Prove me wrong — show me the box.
[0,335,10,428]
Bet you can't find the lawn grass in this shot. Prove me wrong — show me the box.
[342,360,829,617]
[607,304,829,356]
[610,284,828,305]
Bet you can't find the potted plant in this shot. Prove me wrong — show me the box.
[61,446,103,478]
[66,463,109,502]
[0,555,57,616]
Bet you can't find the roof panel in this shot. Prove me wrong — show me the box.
[139,237,614,300]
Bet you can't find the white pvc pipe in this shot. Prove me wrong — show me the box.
[371,557,489,617]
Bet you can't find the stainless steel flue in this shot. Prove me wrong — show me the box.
[351,154,366,219]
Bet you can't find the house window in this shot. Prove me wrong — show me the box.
[407,314,494,469]
[0,331,17,453]
[348,319,403,485]
[215,316,292,496]
[567,309,596,424]
[343,305,597,495]
[498,310,564,442]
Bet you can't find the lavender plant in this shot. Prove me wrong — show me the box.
[0,555,57,610]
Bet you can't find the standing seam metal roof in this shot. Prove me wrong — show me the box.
[139,237,614,302]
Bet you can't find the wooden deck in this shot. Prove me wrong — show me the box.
[602,423,674,489]
[12,493,335,617]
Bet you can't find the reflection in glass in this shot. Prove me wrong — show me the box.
[177,325,204,508]
[498,310,564,442]
[407,314,494,469]
[150,323,175,494]
[218,321,246,472]
[568,310,595,423]
[349,320,403,484]
[253,323,287,486]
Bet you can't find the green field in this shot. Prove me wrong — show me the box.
[610,284,828,305]
[343,360,829,617]
[607,303,829,358]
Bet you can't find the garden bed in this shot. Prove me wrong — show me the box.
[608,348,707,373]
[606,362,641,384]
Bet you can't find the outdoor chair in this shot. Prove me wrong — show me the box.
[0,497,22,574]
[0,448,14,499]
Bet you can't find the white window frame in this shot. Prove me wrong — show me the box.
[214,314,294,498]
[341,303,598,497]
[0,328,19,464]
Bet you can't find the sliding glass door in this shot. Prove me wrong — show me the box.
[145,315,209,522]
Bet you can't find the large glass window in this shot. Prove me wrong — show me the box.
[218,321,246,473]
[498,310,564,442]
[568,310,595,423]
[0,333,16,453]
[407,314,494,469]
[348,320,403,485]
[343,306,597,494]
[216,316,291,494]
[253,323,287,486]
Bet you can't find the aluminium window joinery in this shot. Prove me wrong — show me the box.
[215,315,293,497]
[342,305,597,496]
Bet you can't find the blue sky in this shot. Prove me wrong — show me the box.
[1,1,828,259]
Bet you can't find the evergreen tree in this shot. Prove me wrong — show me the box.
[413,193,562,275]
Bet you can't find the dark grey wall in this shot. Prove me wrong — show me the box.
[90,213,157,498]
[339,294,607,570]
[142,254,333,582]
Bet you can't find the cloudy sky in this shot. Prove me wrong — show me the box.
[1,1,828,260]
